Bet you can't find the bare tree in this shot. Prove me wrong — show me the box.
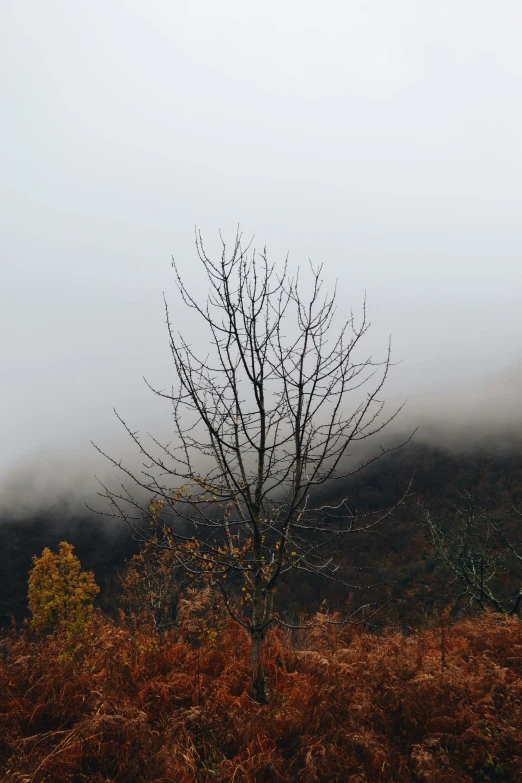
[94,231,408,702]
[420,489,522,617]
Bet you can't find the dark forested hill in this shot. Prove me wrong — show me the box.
[0,513,139,626]
[2,440,522,628]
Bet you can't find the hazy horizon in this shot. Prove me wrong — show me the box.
[2,1,522,516]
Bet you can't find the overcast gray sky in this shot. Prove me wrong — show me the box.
[2,1,522,511]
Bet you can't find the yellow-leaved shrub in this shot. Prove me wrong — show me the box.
[28,541,99,634]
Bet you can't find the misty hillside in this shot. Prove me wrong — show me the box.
[3,440,522,781]
[4,3,522,778]
[3,440,522,629]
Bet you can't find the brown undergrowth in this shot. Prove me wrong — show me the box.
[1,609,521,782]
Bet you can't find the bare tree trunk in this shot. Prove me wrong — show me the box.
[251,628,266,703]
[251,580,268,703]
[249,580,276,703]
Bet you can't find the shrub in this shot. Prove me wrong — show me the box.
[1,611,521,780]
[27,541,99,635]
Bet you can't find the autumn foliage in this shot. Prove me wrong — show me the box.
[27,542,99,635]
[1,605,521,781]
[118,535,205,632]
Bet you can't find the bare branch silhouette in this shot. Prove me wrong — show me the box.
[94,229,410,702]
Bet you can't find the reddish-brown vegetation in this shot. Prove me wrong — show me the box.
[1,609,521,782]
